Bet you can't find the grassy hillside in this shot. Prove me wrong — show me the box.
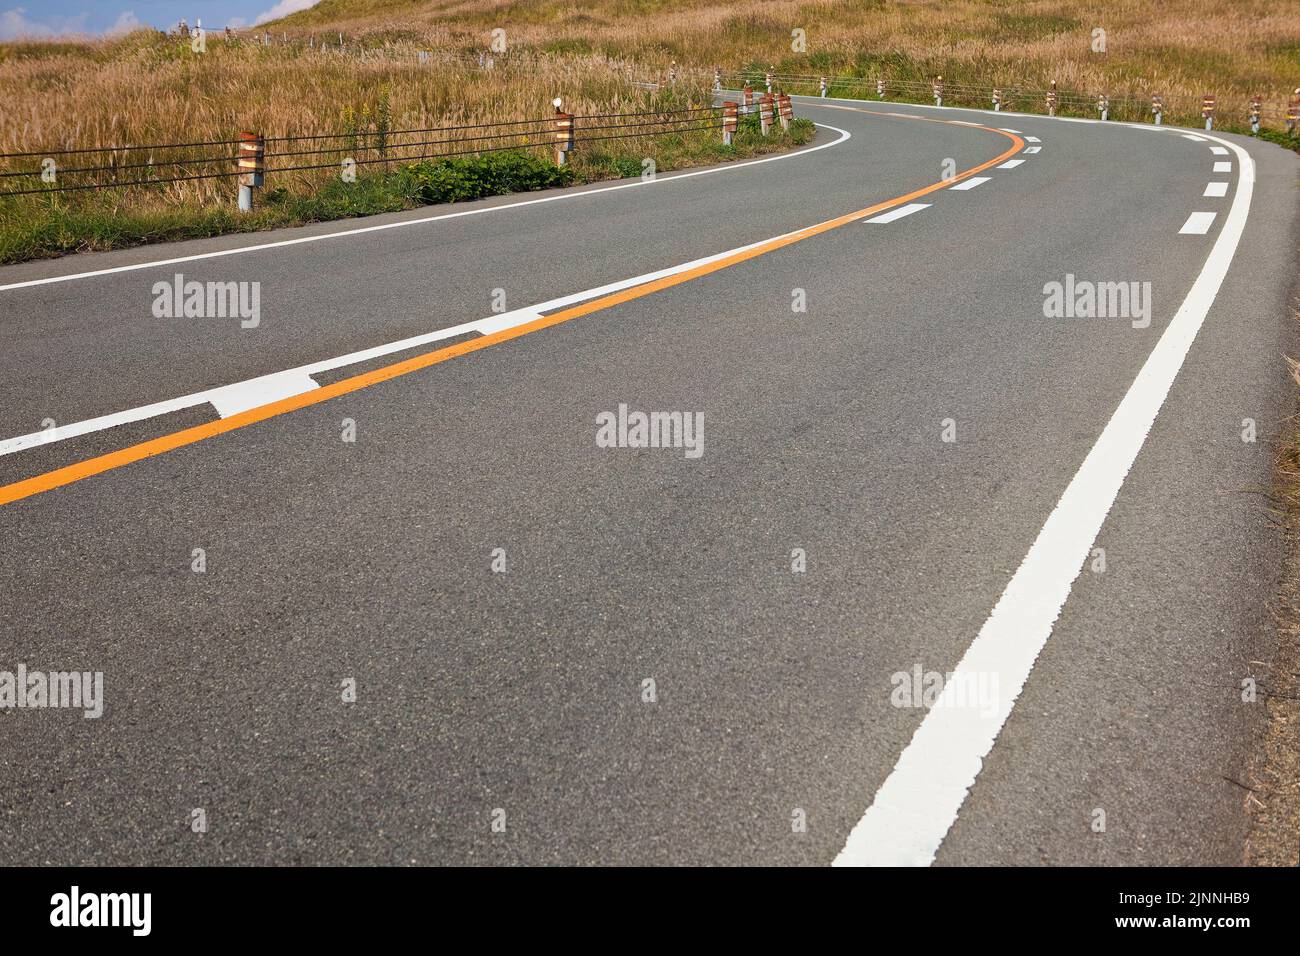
[270,0,1300,123]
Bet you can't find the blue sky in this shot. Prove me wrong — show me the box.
[0,1,321,38]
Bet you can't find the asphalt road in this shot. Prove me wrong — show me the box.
[0,95,1297,865]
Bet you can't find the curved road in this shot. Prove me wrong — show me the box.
[0,95,1296,865]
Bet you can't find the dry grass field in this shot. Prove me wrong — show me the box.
[0,0,1295,261]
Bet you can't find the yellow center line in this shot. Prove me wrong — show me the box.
[0,112,1023,507]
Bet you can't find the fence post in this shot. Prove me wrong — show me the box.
[553,102,574,166]
[877,78,885,99]
[236,131,264,213]
[714,68,722,93]
[778,94,792,130]
[1288,88,1300,136]
[1152,92,1163,125]
[992,88,1002,111]
[820,76,827,98]
[765,70,773,93]
[1202,93,1216,130]
[1250,95,1262,134]
[933,76,943,107]
[759,93,774,136]
[722,101,738,145]
[669,61,677,86]
[743,85,754,114]
[1097,93,1108,121]
[1046,80,1058,117]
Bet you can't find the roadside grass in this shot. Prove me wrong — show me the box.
[1245,344,1300,866]
[0,115,813,264]
[268,0,1300,131]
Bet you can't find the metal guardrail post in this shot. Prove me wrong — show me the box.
[237,131,264,212]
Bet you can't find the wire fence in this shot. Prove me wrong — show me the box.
[709,67,1298,131]
[0,106,729,199]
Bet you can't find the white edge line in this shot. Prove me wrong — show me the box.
[0,123,852,293]
[833,126,1255,866]
[0,223,808,455]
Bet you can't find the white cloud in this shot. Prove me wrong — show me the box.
[254,0,321,26]
[106,10,141,36]
[0,7,91,40]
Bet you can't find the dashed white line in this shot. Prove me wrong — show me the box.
[1179,211,1217,234]
[1213,161,1232,172]
[1209,146,1229,155]
[948,177,991,191]
[998,128,1023,133]
[864,203,931,223]
[834,128,1255,867]
[997,159,1026,169]
[1203,182,1229,197]
[1022,146,1041,154]
[1023,136,1041,143]
[1182,133,1208,142]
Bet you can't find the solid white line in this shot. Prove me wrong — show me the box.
[209,372,319,418]
[864,203,930,223]
[1209,146,1229,155]
[1213,161,1232,172]
[1022,146,1041,154]
[1182,133,1207,142]
[833,128,1255,866]
[1179,211,1217,234]
[947,177,990,191]
[997,159,1025,169]
[0,213,823,456]
[0,123,853,293]
[1203,182,1229,197]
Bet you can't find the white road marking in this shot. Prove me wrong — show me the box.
[1022,146,1041,154]
[834,128,1255,867]
[1023,136,1041,143]
[1182,133,1207,141]
[998,128,1023,133]
[0,217,825,456]
[885,112,924,119]
[948,177,990,191]
[864,203,931,223]
[1213,161,1232,172]
[209,372,319,419]
[1203,182,1229,197]
[997,159,1025,168]
[949,120,984,126]
[0,123,854,294]
[1209,146,1229,155]
[1179,211,1217,234]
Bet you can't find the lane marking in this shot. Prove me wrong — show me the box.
[0,114,1024,505]
[949,120,983,127]
[1182,133,1208,141]
[998,128,1023,133]
[0,123,855,294]
[1203,182,1229,197]
[1023,136,1041,143]
[1179,211,1217,234]
[947,176,990,191]
[833,127,1255,867]
[1022,146,1041,154]
[1209,146,1229,155]
[1213,161,1232,172]
[997,159,1025,168]
[864,203,930,223]
[210,372,319,418]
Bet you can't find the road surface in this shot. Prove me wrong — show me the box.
[1,95,1297,865]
